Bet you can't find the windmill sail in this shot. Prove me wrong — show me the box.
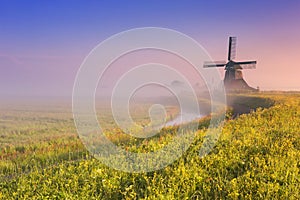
[203,61,226,68]
[236,61,257,69]
[228,37,237,61]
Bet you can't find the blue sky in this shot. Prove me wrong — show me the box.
[1,0,300,97]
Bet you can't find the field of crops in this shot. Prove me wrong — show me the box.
[0,92,300,199]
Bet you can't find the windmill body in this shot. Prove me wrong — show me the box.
[204,37,258,92]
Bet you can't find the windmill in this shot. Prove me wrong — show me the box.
[204,37,257,91]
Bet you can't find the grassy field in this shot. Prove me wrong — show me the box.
[0,92,299,199]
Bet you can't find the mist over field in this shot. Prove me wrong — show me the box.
[1,0,300,199]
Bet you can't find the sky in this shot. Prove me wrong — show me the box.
[1,0,300,98]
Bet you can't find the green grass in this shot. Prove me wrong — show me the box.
[0,93,300,199]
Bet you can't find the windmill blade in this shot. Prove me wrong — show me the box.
[204,64,226,68]
[203,61,226,68]
[236,61,257,69]
[228,37,237,61]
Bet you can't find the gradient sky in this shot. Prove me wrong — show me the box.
[1,0,300,98]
